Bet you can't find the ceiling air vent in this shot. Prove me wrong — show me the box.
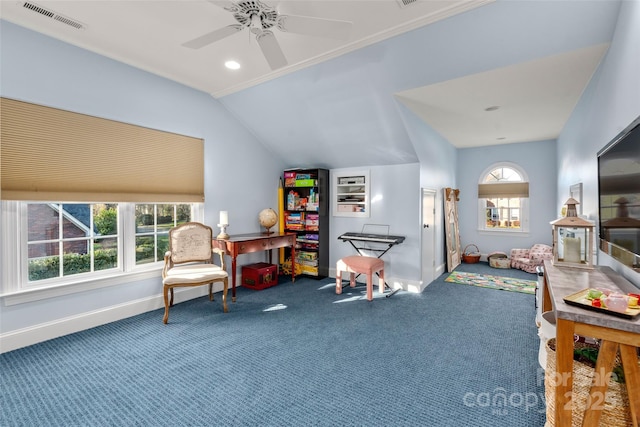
[396,0,418,8]
[22,2,85,30]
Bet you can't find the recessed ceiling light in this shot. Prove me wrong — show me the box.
[485,106,500,112]
[225,60,240,70]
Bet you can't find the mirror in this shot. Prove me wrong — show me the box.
[444,187,461,272]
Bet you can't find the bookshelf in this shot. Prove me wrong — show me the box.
[283,168,329,278]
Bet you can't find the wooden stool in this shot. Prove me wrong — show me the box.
[336,255,385,301]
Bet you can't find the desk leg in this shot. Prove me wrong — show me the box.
[291,244,296,283]
[555,318,575,426]
[582,340,617,426]
[231,256,237,302]
[620,344,640,427]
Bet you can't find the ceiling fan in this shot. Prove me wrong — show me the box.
[182,0,353,70]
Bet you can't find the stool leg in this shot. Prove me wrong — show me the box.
[366,273,373,301]
[379,269,385,295]
[349,272,356,288]
[336,270,342,295]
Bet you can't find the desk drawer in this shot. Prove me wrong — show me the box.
[237,235,294,254]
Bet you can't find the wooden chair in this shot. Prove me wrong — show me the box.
[336,255,385,301]
[162,222,228,324]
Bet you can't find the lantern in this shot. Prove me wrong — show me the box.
[550,198,595,269]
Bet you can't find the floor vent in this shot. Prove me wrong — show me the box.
[396,0,418,8]
[22,2,85,29]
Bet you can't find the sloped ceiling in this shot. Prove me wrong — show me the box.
[0,0,622,169]
[219,0,619,168]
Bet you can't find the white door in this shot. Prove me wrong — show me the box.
[421,188,437,284]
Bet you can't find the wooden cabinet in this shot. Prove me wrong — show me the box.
[283,168,329,278]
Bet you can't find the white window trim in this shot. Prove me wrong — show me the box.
[0,201,203,305]
[477,162,530,233]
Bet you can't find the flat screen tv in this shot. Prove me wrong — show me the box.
[597,115,640,272]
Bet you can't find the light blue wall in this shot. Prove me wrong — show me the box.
[557,0,640,286]
[0,21,286,334]
[396,101,457,271]
[457,140,557,256]
[330,163,421,281]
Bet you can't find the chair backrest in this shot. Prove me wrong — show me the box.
[169,222,213,264]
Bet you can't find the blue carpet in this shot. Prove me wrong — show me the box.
[0,263,545,426]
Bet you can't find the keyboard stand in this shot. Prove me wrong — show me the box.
[338,228,405,298]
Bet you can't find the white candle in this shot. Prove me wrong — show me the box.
[219,210,228,225]
[564,236,581,263]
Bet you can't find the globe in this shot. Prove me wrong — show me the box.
[258,208,278,234]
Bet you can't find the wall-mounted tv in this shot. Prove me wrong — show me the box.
[597,115,640,272]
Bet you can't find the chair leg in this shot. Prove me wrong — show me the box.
[222,278,229,313]
[349,272,356,288]
[336,270,343,295]
[169,288,174,307]
[209,283,214,301]
[366,273,373,301]
[378,269,385,295]
[163,286,171,324]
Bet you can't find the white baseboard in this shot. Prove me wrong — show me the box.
[0,283,226,354]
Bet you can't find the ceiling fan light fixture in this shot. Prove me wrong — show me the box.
[225,60,241,70]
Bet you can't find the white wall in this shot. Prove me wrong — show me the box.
[557,0,640,286]
[0,22,286,348]
[457,140,557,256]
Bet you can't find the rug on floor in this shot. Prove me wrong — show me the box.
[445,271,537,294]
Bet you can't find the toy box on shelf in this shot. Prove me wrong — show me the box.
[242,262,278,290]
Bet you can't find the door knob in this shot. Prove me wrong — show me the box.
[423,224,429,228]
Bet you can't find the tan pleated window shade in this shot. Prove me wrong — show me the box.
[1,97,204,202]
[478,182,529,198]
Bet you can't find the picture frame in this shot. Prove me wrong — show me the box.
[570,182,583,216]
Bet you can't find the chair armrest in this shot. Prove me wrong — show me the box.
[212,247,226,270]
[162,251,172,279]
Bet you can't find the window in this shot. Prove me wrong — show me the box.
[1,201,202,296]
[0,98,207,302]
[27,203,119,282]
[477,163,529,232]
[134,204,193,265]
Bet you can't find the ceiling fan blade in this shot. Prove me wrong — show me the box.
[277,15,352,40]
[182,24,243,49]
[206,0,239,12]
[255,30,288,70]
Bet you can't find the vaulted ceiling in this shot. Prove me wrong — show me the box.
[0,0,622,168]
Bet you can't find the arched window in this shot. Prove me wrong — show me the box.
[478,163,529,232]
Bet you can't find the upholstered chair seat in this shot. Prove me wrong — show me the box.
[510,244,553,273]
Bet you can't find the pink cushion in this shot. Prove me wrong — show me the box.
[338,255,384,274]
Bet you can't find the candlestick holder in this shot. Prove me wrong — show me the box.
[217,223,229,239]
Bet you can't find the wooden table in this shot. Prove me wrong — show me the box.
[212,232,296,302]
[542,260,640,426]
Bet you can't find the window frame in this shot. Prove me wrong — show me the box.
[477,162,530,235]
[0,200,203,305]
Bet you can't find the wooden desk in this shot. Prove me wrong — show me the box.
[212,232,296,302]
[542,260,640,426]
